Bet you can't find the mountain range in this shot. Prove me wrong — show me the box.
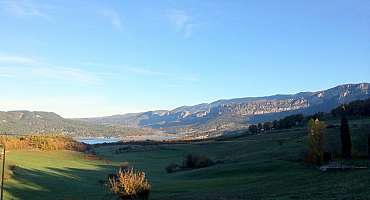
[0,110,155,137]
[81,83,370,136]
[1,83,369,137]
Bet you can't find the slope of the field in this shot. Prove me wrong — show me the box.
[4,151,119,200]
[3,118,370,200]
[96,118,370,200]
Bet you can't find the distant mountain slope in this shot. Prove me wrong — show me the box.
[0,111,154,137]
[81,83,370,134]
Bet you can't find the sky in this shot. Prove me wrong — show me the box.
[0,0,369,118]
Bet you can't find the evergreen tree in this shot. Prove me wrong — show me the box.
[340,115,352,159]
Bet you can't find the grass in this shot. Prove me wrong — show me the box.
[4,150,118,200]
[2,118,370,199]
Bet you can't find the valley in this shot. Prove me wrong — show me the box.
[3,117,370,200]
[2,2,369,199]
[1,83,369,141]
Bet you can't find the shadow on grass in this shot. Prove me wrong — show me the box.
[5,165,118,200]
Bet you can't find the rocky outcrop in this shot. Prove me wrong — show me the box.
[82,83,370,133]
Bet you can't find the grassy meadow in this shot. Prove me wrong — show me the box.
[3,118,370,200]
[4,151,118,200]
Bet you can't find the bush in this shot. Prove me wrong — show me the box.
[108,168,151,200]
[183,153,214,169]
[165,153,215,173]
[165,163,180,173]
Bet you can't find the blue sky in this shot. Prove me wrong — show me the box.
[0,0,369,118]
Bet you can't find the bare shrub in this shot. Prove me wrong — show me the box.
[108,168,151,200]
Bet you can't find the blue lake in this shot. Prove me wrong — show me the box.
[76,138,121,144]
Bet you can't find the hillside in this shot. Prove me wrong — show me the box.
[2,83,369,137]
[82,83,370,134]
[5,117,370,200]
[0,110,155,137]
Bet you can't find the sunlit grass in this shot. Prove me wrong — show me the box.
[2,118,370,200]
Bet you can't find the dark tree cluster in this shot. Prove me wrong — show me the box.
[273,114,305,129]
[248,124,259,134]
[248,114,305,134]
[246,98,370,161]
[331,98,370,117]
[166,153,215,173]
[248,122,272,134]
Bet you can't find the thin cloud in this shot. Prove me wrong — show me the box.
[100,8,123,31]
[85,62,199,82]
[1,0,52,21]
[31,67,98,84]
[0,73,13,78]
[0,55,98,84]
[167,9,197,38]
[0,55,38,65]
[121,65,198,81]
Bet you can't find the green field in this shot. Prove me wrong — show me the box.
[4,151,118,200]
[3,119,370,200]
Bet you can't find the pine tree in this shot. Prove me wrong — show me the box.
[340,115,352,159]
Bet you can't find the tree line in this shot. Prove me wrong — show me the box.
[331,98,370,118]
[249,97,370,134]
[248,114,305,134]
[247,98,370,164]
